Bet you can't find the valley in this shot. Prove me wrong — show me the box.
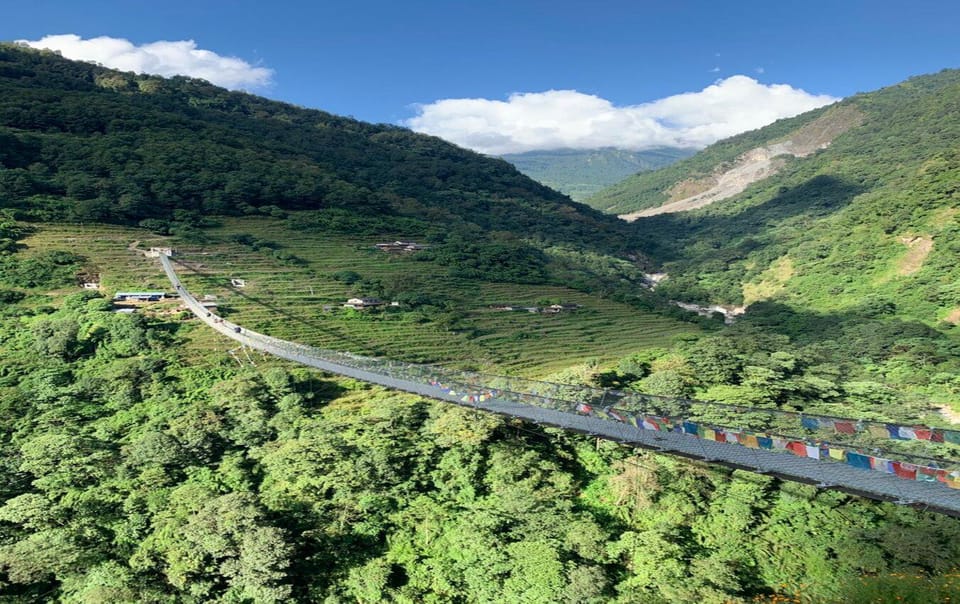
[18,220,697,375]
[2,46,960,604]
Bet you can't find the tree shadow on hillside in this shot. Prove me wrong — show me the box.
[740,300,950,344]
[633,174,866,263]
[726,301,960,387]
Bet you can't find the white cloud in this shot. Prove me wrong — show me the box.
[405,76,838,155]
[17,34,273,90]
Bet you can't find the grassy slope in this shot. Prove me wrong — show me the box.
[20,220,696,377]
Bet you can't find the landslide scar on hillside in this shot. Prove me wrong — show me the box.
[620,105,865,221]
[897,235,933,276]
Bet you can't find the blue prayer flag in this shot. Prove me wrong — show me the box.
[886,424,908,440]
[846,452,872,470]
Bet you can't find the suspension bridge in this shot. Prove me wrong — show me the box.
[158,254,960,516]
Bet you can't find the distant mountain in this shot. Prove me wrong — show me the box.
[500,147,693,202]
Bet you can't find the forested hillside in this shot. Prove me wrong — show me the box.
[586,69,960,409]
[585,103,843,214]
[0,44,634,254]
[501,147,693,202]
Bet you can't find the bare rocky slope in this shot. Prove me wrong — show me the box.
[619,105,864,220]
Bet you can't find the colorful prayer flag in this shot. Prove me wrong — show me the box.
[683,421,698,435]
[917,467,939,482]
[757,436,773,450]
[575,403,593,414]
[805,444,821,459]
[801,417,819,430]
[892,462,917,480]
[945,431,960,445]
[898,426,917,440]
[867,424,890,439]
[913,428,932,440]
[828,447,846,461]
[846,452,872,470]
[834,421,856,434]
[786,441,807,457]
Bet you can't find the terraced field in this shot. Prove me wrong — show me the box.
[19,218,698,376]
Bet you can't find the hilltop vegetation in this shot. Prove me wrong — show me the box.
[0,44,634,256]
[501,147,693,202]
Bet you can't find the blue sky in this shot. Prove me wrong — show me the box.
[3,0,958,153]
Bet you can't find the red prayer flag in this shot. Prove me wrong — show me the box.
[834,421,856,434]
[892,462,917,480]
[786,441,807,457]
[913,428,932,440]
[931,430,945,443]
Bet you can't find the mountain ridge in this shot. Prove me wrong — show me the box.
[501,147,693,202]
[0,44,635,256]
[626,67,960,332]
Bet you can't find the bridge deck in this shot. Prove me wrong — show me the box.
[159,255,960,516]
